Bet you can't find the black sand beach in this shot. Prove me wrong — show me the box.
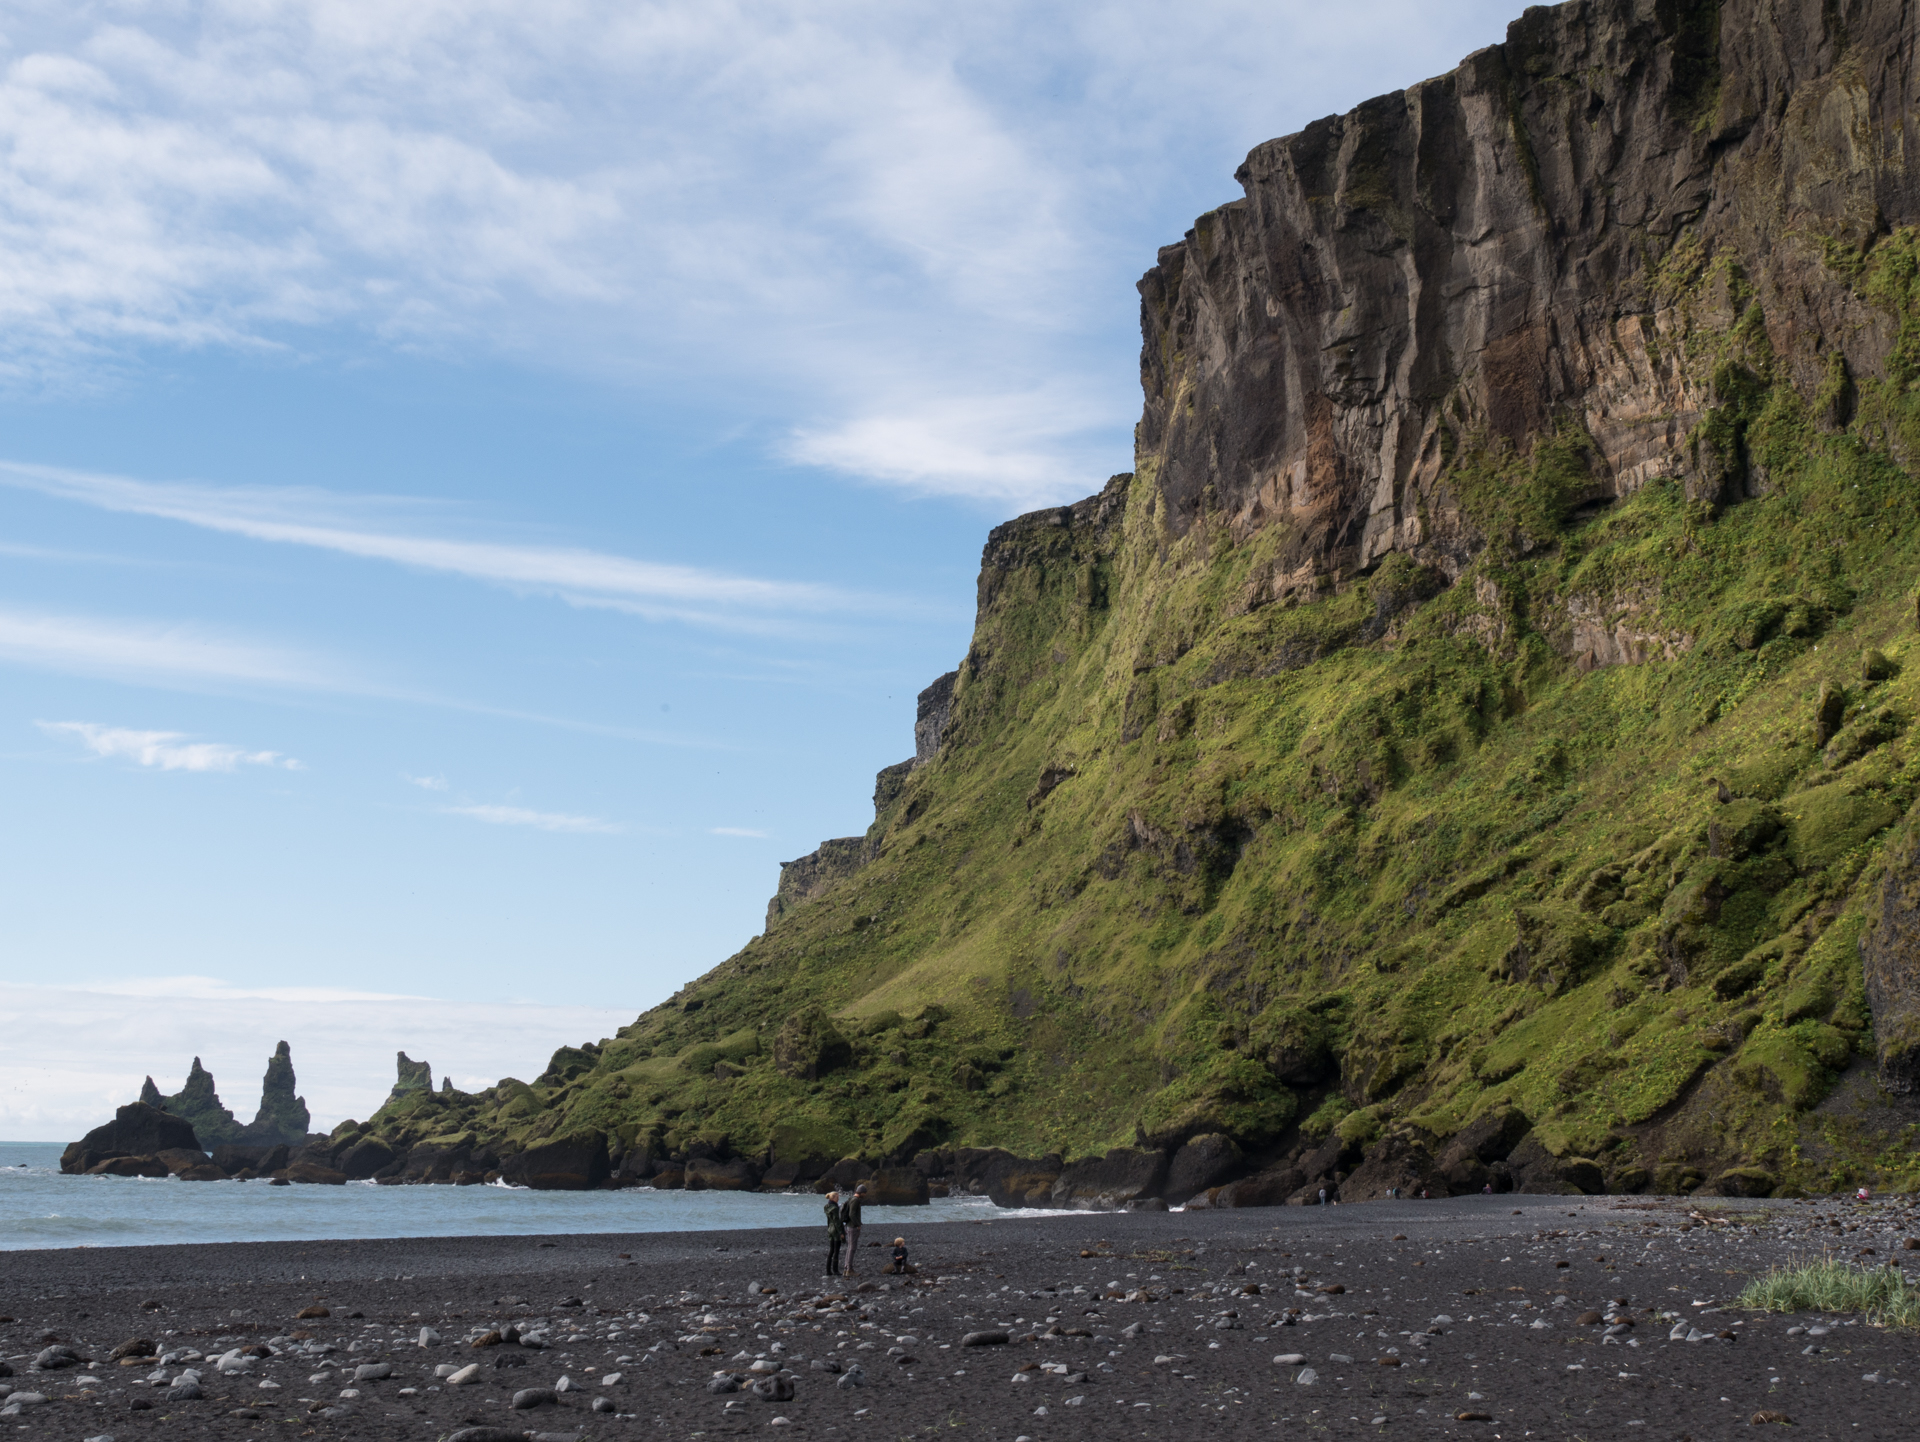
[5,1194,1919,1440]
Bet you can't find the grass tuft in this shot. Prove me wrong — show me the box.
[1738,1256,1920,1328]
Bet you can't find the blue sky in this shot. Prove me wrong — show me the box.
[0,0,1520,1139]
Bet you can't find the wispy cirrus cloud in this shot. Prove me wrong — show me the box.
[0,459,892,627]
[0,604,342,690]
[443,803,621,834]
[38,720,303,772]
[404,773,449,791]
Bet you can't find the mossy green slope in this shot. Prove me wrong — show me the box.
[366,23,1920,1200]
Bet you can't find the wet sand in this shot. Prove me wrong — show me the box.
[3,1193,1918,1440]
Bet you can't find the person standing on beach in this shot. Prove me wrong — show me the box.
[842,1183,866,1275]
[824,1189,846,1276]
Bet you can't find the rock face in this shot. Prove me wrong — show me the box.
[60,1102,200,1174]
[1862,808,1920,1091]
[1136,0,1920,595]
[235,0,1920,1203]
[500,1131,610,1191]
[247,1041,311,1143]
[160,1057,243,1146]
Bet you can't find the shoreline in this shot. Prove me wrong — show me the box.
[5,1195,1920,1438]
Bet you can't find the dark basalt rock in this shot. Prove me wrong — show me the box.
[499,1131,610,1191]
[1163,1134,1244,1205]
[1050,1147,1169,1209]
[242,1041,311,1145]
[61,1102,199,1175]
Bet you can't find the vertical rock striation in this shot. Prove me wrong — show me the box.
[1137,0,1920,598]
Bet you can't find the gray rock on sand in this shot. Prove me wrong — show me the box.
[167,1381,204,1401]
[836,1365,868,1389]
[1273,1353,1307,1365]
[1293,1369,1317,1386]
[707,1374,742,1394]
[353,1362,392,1381]
[961,1331,1010,1347]
[32,1345,82,1370]
[809,1358,842,1374]
[511,1386,559,1409]
[417,1327,441,1347]
[751,1373,796,1402]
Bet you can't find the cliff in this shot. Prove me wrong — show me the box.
[348,0,1920,1202]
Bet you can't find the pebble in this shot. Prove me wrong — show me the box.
[447,1363,481,1385]
[511,1387,559,1409]
[592,1396,615,1413]
[353,1362,392,1381]
[418,1327,442,1347]
[1273,1353,1307,1365]
[1294,1369,1318,1386]
[601,1371,623,1386]
[338,1387,361,1400]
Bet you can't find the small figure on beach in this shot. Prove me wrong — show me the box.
[824,1189,846,1275]
[1317,1186,1327,1206]
[883,1236,915,1275]
[842,1183,866,1275]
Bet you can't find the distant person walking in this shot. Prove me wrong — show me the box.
[824,1190,846,1276]
[842,1184,866,1275]
[1317,1186,1327,1207]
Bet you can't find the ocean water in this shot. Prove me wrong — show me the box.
[0,1141,1057,1251]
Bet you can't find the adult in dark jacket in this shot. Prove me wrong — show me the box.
[841,1184,866,1275]
[824,1190,846,1275]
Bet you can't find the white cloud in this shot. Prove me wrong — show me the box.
[0,459,893,624]
[0,2,1521,505]
[443,803,621,834]
[783,386,1120,506]
[404,772,448,790]
[0,605,342,689]
[0,976,633,1140]
[38,720,302,772]
[708,826,768,838]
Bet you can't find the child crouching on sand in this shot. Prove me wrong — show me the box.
[882,1237,916,1275]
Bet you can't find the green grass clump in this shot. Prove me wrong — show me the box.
[1739,1257,1920,1328]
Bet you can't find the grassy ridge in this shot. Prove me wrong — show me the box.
[359,230,1920,1199]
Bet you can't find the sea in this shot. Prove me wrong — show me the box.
[0,1141,1062,1251]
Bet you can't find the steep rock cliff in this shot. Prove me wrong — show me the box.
[358,0,1920,1201]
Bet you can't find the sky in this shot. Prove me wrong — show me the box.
[0,0,1522,1140]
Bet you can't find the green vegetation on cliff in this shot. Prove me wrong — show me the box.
[365,0,1920,1200]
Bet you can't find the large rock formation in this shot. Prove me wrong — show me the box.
[159,1057,242,1146]
[254,0,1920,1203]
[60,1102,200,1174]
[1136,0,1920,594]
[248,1040,311,1143]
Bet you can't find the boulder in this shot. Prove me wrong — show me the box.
[1435,1106,1532,1174]
[279,1160,350,1185]
[175,1162,229,1182]
[212,1143,290,1176]
[1205,1166,1303,1208]
[60,1102,201,1174]
[155,1148,215,1177]
[986,1164,1061,1209]
[864,1166,930,1206]
[500,1131,610,1191]
[812,1157,872,1193]
[1503,1137,1590,1195]
[1339,1133,1447,1201]
[1163,1134,1243,1204]
[85,1154,169,1178]
[1050,1147,1168,1209]
[772,1008,853,1081]
[685,1157,761,1191]
[648,1166,686,1189]
[336,1136,398,1181]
